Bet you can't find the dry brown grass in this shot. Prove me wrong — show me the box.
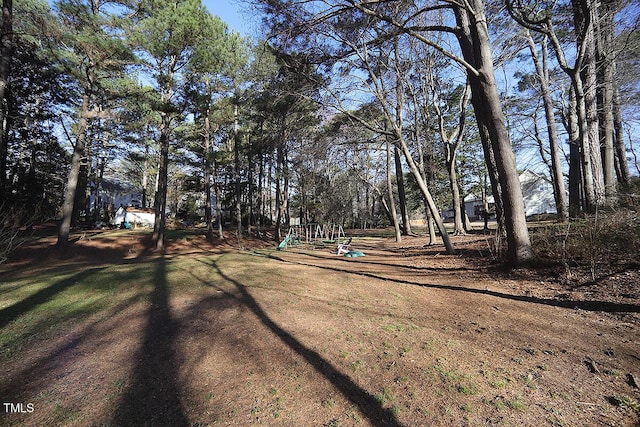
[0,229,638,426]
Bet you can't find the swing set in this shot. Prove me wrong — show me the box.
[276,223,364,257]
[277,223,346,249]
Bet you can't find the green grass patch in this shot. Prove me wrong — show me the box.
[456,383,479,396]
[374,387,395,405]
[490,377,512,389]
[431,364,480,397]
[433,365,464,383]
[383,321,418,333]
[508,395,526,411]
[321,398,336,408]
[609,395,640,413]
[0,247,253,368]
[0,263,155,361]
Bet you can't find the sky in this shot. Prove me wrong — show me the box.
[202,0,261,38]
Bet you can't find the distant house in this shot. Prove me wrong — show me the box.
[519,169,560,217]
[100,178,145,209]
[444,169,563,220]
[114,206,155,228]
[88,176,150,227]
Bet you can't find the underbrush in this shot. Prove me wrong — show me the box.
[0,197,58,265]
[0,203,38,265]
[530,207,640,282]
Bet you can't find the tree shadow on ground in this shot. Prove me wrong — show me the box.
[285,247,481,273]
[112,256,189,426]
[0,267,107,328]
[208,256,403,427]
[264,252,640,314]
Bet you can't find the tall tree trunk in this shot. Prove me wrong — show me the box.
[57,93,90,247]
[407,58,437,242]
[268,152,274,225]
[74,155,89,227]
[448,158,465,235]
[612,71,630,185]
[572,0,605,209]
[481,172,491,231]
[583,18,605,206]
[274,152,281,242]
[152,54,177,251]
[477,120,504,232]
[258,148,265,228]
[234,104,242,242]
[142,140,149,208]
[0,0,13,199]
[526,32,569,221]
[454,0,534,263]
[417,117,437,244]
[153,111,170,251]
[396,134,455,254]
[435,80,470,236]
[391,41,412,236]
[573,68,596,211]
[538,0,604,212]
[93,130,108,224]
[203,102,214,241]
[282,148,290,227]
[567,86,584,217]
[420,145,438,242]
[274,126,288,242]
[596,0,617,199]
[383,45,454,252]
[247,136,255,234]
[393,146,411,235]
[387,139,402,242]
[213,156,224,239]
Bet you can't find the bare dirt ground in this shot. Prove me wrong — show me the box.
[1,229,639,426]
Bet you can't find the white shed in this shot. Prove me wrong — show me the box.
[114,207,156,228]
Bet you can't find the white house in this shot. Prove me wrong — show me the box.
[519,169,559,217]
[444,169,562,220]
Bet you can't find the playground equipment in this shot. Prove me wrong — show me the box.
[276,235,291,250]
[344,249,365,258]
[336,237,352,255]
[277,223,346,249]
[336,237,365,257]
[276,223,364,257]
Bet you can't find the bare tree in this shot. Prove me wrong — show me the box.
[259,0,535,263]
[386,138,402,242]
[431,76,471,235]
[523,30,569,220]
[506,0,608,212]
[331,29,456,254]
[451,0,534,262]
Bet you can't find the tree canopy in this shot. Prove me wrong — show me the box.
[1,0,639,264]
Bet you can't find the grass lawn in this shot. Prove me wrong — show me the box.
[1,229,639,426]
